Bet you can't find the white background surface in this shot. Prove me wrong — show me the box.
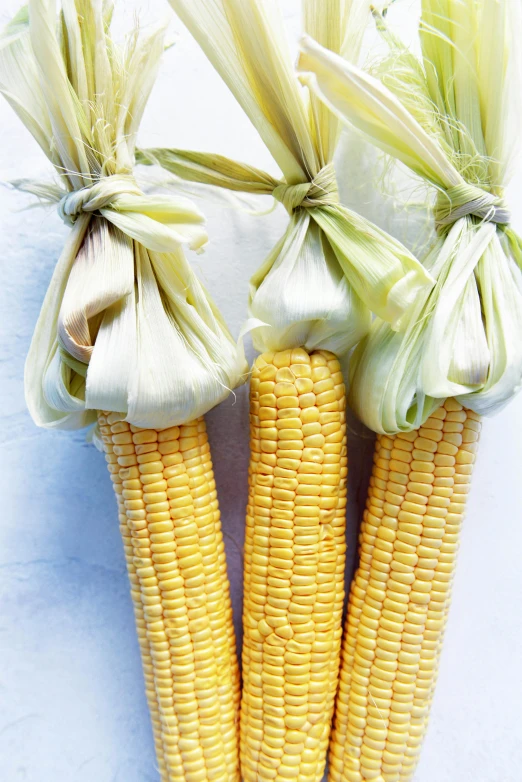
[1,1,521,781]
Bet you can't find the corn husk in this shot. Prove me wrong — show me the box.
[0,0,247,431]
[298,0,522,432]
[138,0,434,356]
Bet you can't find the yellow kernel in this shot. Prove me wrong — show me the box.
[303,434,325,448]
[299,393,317,409]
[295,377,314,394]
[275,382,297,398]
[278,396,300,409]
[259,394,277,407]
[290,363,311,379]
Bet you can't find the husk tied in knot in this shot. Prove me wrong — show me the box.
[58,174,142,226]
[272,163,339,214]
[434,182,510,230]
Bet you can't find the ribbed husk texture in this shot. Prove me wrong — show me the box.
[0,0,247,431]
[298,0,522,433]
[138,0,434,357]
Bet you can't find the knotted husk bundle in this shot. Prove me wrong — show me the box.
[298,0,522,434]
[0,0,247,432]
[138,0,435,357]
[1,3,246,780]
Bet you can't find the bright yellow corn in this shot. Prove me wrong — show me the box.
[98,412,240,782]
[240,348,348,782]
[328,399,481,782]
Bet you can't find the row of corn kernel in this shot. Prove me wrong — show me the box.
[240,349,347,782]
[99,414,169,781]
[402,404,481,777]
[99,413,240,782]
[328,399,480,782]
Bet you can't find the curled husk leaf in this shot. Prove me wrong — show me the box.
[140,0,434,355]
[0,0,247,430]
[298,0,522,432]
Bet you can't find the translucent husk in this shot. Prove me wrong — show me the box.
[137,0,434,356]
[0,0,247,431]
[298,0,522,433]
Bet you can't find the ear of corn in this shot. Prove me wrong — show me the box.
[241,348,347,782]
[328,399,481,782]
[98,412,240,782]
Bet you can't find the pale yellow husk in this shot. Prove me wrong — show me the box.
[298,0,522,433]
[138,0,435,356]
[0,0,247,431]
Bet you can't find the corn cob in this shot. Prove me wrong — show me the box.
[328,399,481,782]
[241,348,348,782]
[98,412,240,782]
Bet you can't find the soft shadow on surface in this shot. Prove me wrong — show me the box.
[206,382,251,652]
[344,408,375,599]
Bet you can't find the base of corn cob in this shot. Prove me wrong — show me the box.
[98,412,240,782]
[328,399,481,782]
[240,348,348,782]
